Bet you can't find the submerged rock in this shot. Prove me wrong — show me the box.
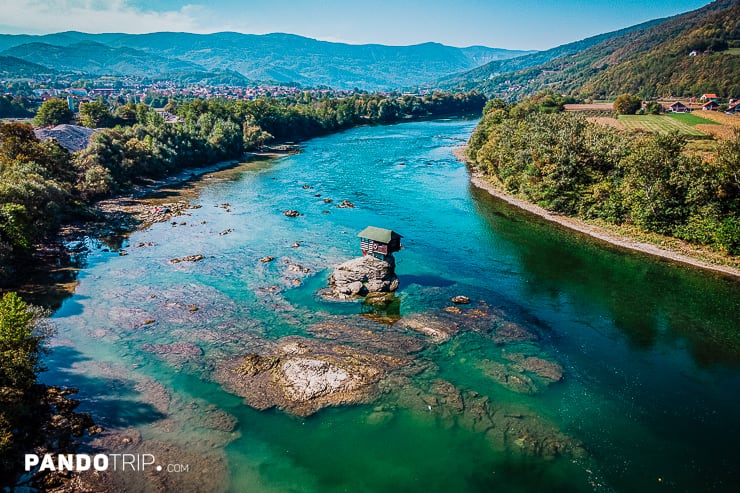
[478,352,563,395]
[327,255,399,300]
[396,315,459,344]
[141,342,203,357]
[283,209,301,217]
[169,254,205,264]
[336,200,355,208]
[390,377,585,460]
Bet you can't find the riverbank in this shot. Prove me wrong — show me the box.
[455,148,740,279]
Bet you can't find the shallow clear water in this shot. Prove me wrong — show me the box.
[42,119,740,492]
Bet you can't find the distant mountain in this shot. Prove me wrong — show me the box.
[0,31,532,90]
[0,55,55,78]
[439,0,739,100]
[0,41,203,76]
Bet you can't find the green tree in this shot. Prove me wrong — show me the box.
[0,292,44,390]
[0,292,96,488]
[33,98,74,127]
[113,103,138,126]
[620,133,687,233]
[78,100,114,128]
[613,94,643,115]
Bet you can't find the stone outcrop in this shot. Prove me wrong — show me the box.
[327,255,399,299]
[169,254,205,263]
[216,336,411,417]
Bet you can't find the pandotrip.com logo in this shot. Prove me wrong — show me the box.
[25,454,190,473]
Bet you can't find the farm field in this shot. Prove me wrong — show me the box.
[691,110,740,126]
[667,112,720,126]
[616,115,709,137]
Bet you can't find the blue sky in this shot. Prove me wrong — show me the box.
[0,0,712,50]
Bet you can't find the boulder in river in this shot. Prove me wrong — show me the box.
[216,336,411,416]
[327,255,399,300]
[451,295,470,304]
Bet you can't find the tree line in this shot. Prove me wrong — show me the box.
[467,96,740,254]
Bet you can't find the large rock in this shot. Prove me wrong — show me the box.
[215,337,411,417]
[328,255,399,299]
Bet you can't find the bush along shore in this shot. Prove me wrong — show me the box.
[0,91,486,286]
[0,292,101,489]
[464,94,740,274]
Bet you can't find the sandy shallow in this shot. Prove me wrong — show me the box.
[466,170,740,279]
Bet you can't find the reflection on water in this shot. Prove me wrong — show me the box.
[39,119,740,493]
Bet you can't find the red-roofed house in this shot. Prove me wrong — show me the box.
[700,94,718,102]
[702,100,719,111]
[726,101,740,115]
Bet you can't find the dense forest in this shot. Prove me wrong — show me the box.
[467,94,740,254]
[0,91,485,282]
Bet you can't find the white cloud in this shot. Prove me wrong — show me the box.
[0,0,215,34]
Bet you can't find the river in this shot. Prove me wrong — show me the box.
[42,119,740,492]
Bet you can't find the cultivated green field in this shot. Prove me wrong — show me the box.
[617,115,710,138]
[667,112,720,126]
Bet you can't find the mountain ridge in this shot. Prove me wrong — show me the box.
[0,31,532,90]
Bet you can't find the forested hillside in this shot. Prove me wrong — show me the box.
[443,0,738,100]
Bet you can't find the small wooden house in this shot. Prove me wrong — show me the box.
[358,226,402,259]
[702,100,719,111]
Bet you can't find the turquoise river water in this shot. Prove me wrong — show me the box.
[41,119,740,492]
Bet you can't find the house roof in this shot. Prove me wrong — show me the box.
[670,101,688,107]
[703,100,718,107]
[358,226,402,244]
[702,94,718,98]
